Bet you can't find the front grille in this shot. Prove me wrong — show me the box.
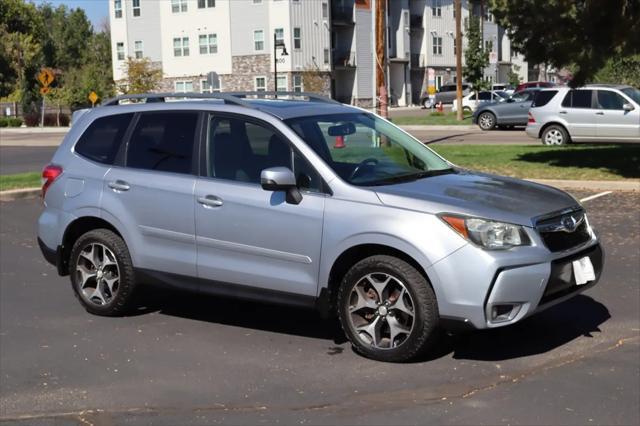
[537,209,592,252]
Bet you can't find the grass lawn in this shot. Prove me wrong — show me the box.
[392,111,473,126]
[430,144,640,181]
[0,172,41,191]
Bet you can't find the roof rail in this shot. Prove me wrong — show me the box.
[101,92,255,107]
[101,91,340,107]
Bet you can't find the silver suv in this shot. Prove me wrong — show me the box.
[38,92,603,362]
[526,84,640,145]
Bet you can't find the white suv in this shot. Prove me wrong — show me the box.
[526,85,640,145]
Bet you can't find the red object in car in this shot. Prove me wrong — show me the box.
[515,81,555,93]
[42,164,63,199]
[527,112,536,124]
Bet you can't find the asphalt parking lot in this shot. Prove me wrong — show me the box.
[0,190,638,425]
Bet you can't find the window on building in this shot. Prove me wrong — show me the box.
[275,28,284,44]
[127,112,199,175]
[134,41,143,59]
[254,30,265,51]
[114,0,122,18]
[435,75,443,90]
[453,39,456,55]
[198,0,215,8]
[485,11,493,22]
[322,2,328,19]
[171,0,188,13]
[324,48,329,64]
[432,0,441,17]
[485,40,493,51]
[199,34,218,54]
[173,37,190,57]
[432,36,442,55]
[116,42,125,60]
[174,80,194,93]
[276,75,287,92]
[75,113,134,165]
[293,28,301,49]
[201,79,221,93]
[132,0,141,17]
[255,76,266,92]
[293,74,303,93]
[403,10,409,30]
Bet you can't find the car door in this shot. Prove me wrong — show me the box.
[102,110,201,277]
[595,89,640,140]
[194,113,326,298]
[559,89,597,139]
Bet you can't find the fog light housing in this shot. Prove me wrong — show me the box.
[490,303,522,323]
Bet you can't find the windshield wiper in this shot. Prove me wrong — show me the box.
[363,168,456,186]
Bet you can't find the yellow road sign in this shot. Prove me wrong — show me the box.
[428,85,436,95]
[40,86,50,95]
[38,68,55,87]
[88,91,99,105]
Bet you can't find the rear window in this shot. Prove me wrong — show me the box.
[126,111,199,174]
[561,90,593,108]
[75,113,134,164]
[532,90,558,107]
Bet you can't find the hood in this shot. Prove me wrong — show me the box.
[374,170,579,227]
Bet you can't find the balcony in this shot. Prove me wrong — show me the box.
[331,6,355,26]
[411,53,427,68]
[333,50,357,69]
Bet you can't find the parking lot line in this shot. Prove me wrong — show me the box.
[580,191,613,203]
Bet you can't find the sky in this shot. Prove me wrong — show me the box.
[31,0,109,29]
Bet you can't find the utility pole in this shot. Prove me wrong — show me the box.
[375,0,387,118]
[455,0,463,121]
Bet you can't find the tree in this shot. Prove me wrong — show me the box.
[118,58,163,94]
[593,55,640,88]
[463,16,489,94]
[1,29,42,112]
[507,65,521,87]
[489,0,640,87]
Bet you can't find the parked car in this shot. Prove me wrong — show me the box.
[526,84,640,145]
[420,83,471,108]
[473,88,541,130]
[38,91,603,362]
[452,90,508,113]
[492,83,515,95]
[515,81,555,92]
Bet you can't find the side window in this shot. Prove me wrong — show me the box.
[597,90,626,110]
[207,115,322,191]
[562,90,593,108]
[478,92,491,100]
[126,111,199,174]
[531,90,558,107]
[75,113,133,164]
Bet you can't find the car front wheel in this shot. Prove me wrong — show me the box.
[422,98,433,109]
[542,125,570,145]
[478,112,496,130]
[337,255,439,362]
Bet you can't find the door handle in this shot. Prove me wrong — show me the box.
[197,195,223,208]
[108,180,130,192]
[595,111,604,115]
[559,111,567,114]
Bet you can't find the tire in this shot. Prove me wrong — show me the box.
[337,255,439,362]
[70,229,137,316]
[542,124,570,145]
[422,98,433,109]
[477,112,496,130]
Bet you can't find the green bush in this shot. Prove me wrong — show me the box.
[0,117,23,127]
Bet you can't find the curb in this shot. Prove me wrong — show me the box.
[400,125,477,131]
[0,188,40,202]
[1,179,638,203]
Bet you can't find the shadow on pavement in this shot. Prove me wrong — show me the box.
[131,286,609,362]
[516,144,640,179]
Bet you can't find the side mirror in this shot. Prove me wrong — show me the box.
[260,167,302,204]
[623,103,635,112]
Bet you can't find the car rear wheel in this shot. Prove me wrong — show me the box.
[542,125,570,145]
[70,229,137,316]
[337,255,439,362]
[478,112,496,130]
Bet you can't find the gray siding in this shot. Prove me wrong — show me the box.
[126,0,162,61]
[229,0,271,56]
[290,0,330,71]
[355,8,373,99]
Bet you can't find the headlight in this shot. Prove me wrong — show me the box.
[440,214,530,250]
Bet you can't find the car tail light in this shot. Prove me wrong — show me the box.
[42,164,63,199]
[527,112,536,124]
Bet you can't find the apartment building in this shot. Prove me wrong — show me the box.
[109,0,526,107]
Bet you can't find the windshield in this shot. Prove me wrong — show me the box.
[285,113,453,186]
[495,91,509,100]
[621,87,640,104]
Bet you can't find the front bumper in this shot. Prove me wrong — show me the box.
[428,237,604,330]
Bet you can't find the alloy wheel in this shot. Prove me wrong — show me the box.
[347,273,415,350]
[479,113,494,130]
[544,129,564,145]
[75,243,120,306]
